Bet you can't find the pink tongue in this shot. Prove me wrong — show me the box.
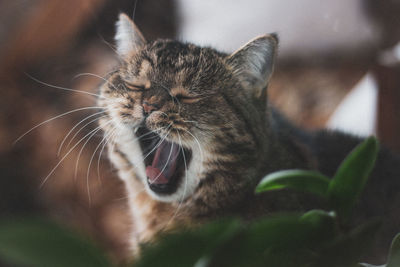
[145,141,180,185]
[146,166,169,184]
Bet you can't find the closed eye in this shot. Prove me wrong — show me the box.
[124,82,145,91]
[174,93,203,104]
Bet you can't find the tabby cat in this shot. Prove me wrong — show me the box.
[98,14,400,258]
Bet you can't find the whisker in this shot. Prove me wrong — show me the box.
[146,123,172,137]
[157,111,170,119]
[85,126,116,202]
[182,120,198,125]
[132,0,139,21]
[104,134,155,200]
[74,72,119,91]
[14,106,104,144]
[74,121,114,204]
[64,114,108,152]
[74,122,109,180]
[120,83,129,94]
[39,120,113,188]
[180,128,204,174]
[166,132,188,227]
[141,124,173,162]
[130,125,168,144]
[97,128,118,182]
[110,124,174,200]
[25,72,105,99]
[147,130,174,185]
[57,111,107,156]
[87,126,117,186]
[112,195,130,202]
[97,34,125,63]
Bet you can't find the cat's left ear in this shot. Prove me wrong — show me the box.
[226,34,278,98]
[115,13,146,57]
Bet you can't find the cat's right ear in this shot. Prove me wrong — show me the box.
[115,13,146,57]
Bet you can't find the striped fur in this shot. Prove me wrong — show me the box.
[98,14,400,260]
[98,16,312,252]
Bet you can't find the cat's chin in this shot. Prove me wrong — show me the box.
[136,126,194,201]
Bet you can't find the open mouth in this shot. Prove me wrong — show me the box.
[136,127,192,194]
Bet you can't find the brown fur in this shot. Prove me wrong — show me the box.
[98,14,400,261]
[98,15,314,254]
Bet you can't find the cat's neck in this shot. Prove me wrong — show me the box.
[263,107,316,173]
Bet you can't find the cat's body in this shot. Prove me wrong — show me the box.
[98,14,400,259]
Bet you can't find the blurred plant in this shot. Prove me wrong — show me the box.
[0,219,110,267]
[256,136,378,221]
[0,137,399,267]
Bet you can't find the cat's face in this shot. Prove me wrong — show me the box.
[99,14,277,203]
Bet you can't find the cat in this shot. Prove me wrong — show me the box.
[98,13,400,259]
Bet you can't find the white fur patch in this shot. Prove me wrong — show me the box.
[116,125,147,182]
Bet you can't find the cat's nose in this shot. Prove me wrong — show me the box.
[142,101,158,115]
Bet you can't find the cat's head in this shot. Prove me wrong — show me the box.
[99,13,278,203]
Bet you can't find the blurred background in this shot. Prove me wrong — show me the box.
[0,0,399,264]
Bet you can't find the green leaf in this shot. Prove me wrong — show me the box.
[206,216,305,267]
[358,263,385,267]
[137,214,339,267]
[0,219,110,267]
[316,219,382,267]
[300,209,335,223]
[135,219,242,267]
[256,170,330,197]
[300,210,337,244]
[387,233,400,267]
[327,136,379,218]
[213,213,337,267]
